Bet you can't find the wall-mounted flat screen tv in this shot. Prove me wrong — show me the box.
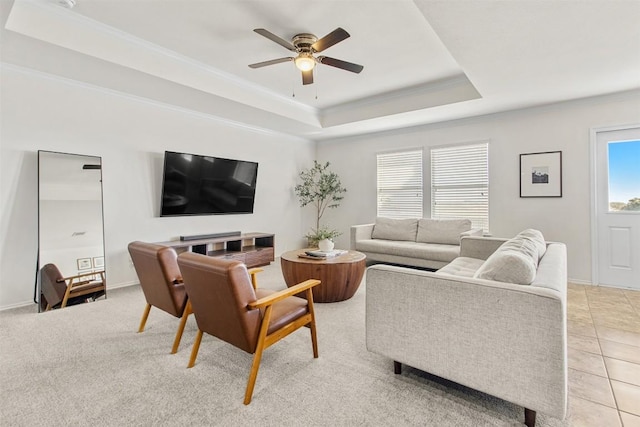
[160,151,258,216]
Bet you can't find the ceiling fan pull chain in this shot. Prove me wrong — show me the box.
[292,70,296,97]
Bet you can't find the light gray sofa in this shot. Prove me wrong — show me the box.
[366,231,567,426]
[351,217,483,269]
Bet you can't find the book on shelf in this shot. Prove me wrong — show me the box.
[303,249,347,258]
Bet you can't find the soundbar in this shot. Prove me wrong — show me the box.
[180,231,241,241]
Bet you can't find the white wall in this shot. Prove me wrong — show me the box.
[0,65,315,309]
[317,91,640,284]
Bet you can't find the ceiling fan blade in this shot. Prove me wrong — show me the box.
[302,69,314,85]
[253,28,296,52]
[248,57,293,68]
[317,56,364,73]
[312,27,350,52]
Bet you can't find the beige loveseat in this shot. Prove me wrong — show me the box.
[351,217,483,269]
[366,230,567,426]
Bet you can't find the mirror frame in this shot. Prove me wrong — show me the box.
[36,150,107,312]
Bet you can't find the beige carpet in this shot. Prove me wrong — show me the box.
[0,261,569,426]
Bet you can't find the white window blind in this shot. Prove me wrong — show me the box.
[377,150,423,218]
[431,142,489,231]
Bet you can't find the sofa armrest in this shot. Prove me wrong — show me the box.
[461,228,484,238]
[459,236,507,260]
[350,223,375,249]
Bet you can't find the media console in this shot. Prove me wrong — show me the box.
[154,232,274,268]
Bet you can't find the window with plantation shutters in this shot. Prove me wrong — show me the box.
[377,150,423,218]
[430,142,489,231]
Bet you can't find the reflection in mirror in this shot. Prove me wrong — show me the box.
[37,151,106,312]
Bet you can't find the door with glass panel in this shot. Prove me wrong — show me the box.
[594,126,640,289]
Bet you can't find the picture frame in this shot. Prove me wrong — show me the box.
[92,256,104,268]
[520,151,562,198]
[77,257,92,270]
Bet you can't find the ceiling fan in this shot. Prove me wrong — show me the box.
[248,27,364,85]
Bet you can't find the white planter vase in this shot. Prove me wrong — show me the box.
[318,239,335,252]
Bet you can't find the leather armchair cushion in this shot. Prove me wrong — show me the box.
[256,289,308,335]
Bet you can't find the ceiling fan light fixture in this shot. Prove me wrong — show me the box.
[294,54,315,72]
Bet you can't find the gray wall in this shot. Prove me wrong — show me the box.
[2,62,639,308]
[317,91,640,284]
[0,64,315,309]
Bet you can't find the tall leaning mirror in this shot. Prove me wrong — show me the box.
[37,151,107,312]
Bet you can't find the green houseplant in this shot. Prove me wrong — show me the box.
[294,161,346,247]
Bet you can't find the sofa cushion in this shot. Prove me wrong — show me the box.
[356,239,460,263]
[371,217,418,241]
[417,218,472,245]
[473,232,541,285]
[436,257,485,277]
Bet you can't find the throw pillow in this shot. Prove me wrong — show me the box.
[474,232,541,285]
[416,218,472,245]
[517,228,547,260]
[474,248,538,285]
[371,217,418,241]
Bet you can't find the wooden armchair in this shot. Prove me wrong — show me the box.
[177,252,320,405]
[39,263,106,311]
[128,241,193,354]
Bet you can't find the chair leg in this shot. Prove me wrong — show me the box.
[187,329,203,368]
[524,408,536,427]
[61,283,73,308]
[306,288,319,358]
[244,344,265,405]
[138,303,151,333]
[309,318,319,358]
[171,300,191,354]
[244,306,273,405]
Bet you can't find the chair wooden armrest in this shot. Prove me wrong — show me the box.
[247,268,264,290]
[177,252,321,405]
[59,270,106,308]
[59,270,104,284]
[248,279,320,309]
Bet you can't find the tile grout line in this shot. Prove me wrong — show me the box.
[586,285,625,426]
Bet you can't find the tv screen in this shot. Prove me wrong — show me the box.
[160,151,258,216]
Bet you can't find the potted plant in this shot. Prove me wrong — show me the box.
[306,226,342,251]
[294,161,346,248]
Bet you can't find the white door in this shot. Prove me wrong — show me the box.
[593,126,640,289]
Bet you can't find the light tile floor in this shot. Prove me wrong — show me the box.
[567,283,640,427]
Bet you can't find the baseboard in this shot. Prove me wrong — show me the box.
[107,280,139,290]
[0,280,140,312]
[568,278,594,286]
[0,300,36,312]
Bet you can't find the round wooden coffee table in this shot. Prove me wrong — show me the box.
[280,249,366,303]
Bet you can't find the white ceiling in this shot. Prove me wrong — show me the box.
[2,0,640,141]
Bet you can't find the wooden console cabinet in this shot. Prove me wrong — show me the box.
[155,232,274,268]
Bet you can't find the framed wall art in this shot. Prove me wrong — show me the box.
[77,257,92,270]
[520,151,562,198]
